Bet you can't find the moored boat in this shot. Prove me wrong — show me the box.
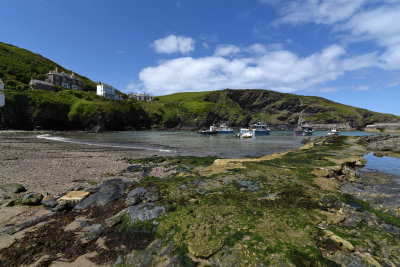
[326,126,340,136]
[250,122,270,135]
[218,124,234,134]
[237,128,253,138]
[198,125,218,135]
[294,124,314,136]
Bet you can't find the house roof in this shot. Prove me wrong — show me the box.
[47,69,82,81]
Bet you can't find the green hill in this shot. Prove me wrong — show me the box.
[0,41,398,131]
[0,42,150,131]
[141,89,400,130]
[0,42,96,92]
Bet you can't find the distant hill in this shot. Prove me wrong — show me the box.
[0,42,96,92]
[0,42,398,131]
[141,89,400,130]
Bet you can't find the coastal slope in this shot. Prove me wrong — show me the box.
[142,89,400,130]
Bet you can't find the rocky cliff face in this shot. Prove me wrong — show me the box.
[157,89,400,130]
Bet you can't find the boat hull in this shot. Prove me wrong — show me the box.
[253,130,270,135]
[218,130,233,134]
[197,131,218,135]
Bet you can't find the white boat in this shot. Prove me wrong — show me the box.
[294,124,314,136]
[250,122,271,136]
[327,126,340,136]
[218,124,233,134]
[237,128,253,138]
[198,125,218,135]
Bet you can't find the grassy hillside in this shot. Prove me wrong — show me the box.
[141,89,400,129]
[0,89,151,131]
[0,42,96,92]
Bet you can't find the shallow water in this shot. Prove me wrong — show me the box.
[38,131,375,159]
[362,153,400,177]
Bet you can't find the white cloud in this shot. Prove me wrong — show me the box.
[214,45,241,57]
[152,35,195,54]
[139,44,375,95]
[272,0,367,25]
[342,4,400,70]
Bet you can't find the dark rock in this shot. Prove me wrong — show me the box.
[126,187,159,206]
[21,193,43,206]
[4,212,54,235]
[74,179,129,210]
[52,201,74,212]
[1,194,11,199]
[41,197,58,209]
[69,185,85,191]
[124,203,165,222]
[1,183,26,193]
[88,223,104,240]
[359,134,400,152]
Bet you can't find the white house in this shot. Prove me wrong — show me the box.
[96,82,122,100]
[0,78,5,107]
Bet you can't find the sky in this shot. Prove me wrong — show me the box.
[1,0,400,116]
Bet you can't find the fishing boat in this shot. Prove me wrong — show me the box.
[197,125,218,135]
[294,124,314,136]
[218,124,234,134]
[326,126,340,136]
[250,122,270,135]
[237,128,253,138]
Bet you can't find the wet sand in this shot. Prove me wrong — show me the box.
[0,131,148,196]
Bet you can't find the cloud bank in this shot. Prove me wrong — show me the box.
[139,44,376,95]
[134,1,400,96]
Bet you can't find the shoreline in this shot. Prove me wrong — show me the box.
[0,131,148,196]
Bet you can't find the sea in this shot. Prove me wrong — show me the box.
[37,131,376,159]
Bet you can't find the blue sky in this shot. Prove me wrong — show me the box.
[1,0,400,115]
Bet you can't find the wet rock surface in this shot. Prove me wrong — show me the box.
[359,134,400,152]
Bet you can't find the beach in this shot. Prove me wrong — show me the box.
[0,131,143,196]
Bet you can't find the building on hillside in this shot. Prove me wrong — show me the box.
[128,93,153,101]
[96,82,122,100]
[29,79,55,91]
[0,78,5,107]
[29,67,83,91]
[46,67,83,90]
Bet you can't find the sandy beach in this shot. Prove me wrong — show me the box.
[0,131,146,196]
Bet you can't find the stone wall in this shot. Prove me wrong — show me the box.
[365,123,400,133]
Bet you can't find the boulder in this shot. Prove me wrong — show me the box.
[1,183,26,193]
[41,197,58,209]
[21,193,43,206]
[323,230,355,252]
[126,187,159,206]
[108,203,166,227]
[74,179,129,210]
[57,191,90,204]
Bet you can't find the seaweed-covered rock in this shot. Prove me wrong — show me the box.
[74,179,129,210]
[1,183,26,193]
[21,193,43,206]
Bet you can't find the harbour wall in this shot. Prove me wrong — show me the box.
[365,123,400,133]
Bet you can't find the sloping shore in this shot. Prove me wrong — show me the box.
[0,133,399,266]
[0,131,147,196]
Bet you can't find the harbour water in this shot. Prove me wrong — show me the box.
[39,131,375,159]
[362,152,400,177]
